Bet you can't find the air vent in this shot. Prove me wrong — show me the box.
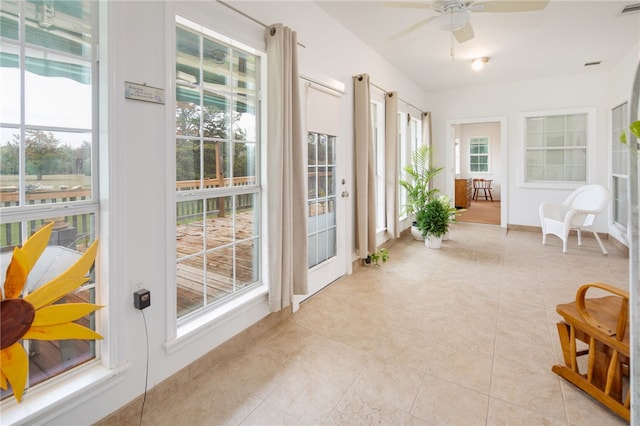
[585,61,602,67]
[620,3,640,14]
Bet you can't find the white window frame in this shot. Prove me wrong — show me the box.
[469,136,490,173]
[520,107,596,189]
[370,94,386,233]
[168,16,267,342]
[611,102,629,232]
[0,0,115,419]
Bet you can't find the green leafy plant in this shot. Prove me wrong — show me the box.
[399,145,443,217]
[416,196,451,238]
[620,120,640,149]
[365,248,389,267]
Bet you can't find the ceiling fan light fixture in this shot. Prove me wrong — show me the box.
[439,10,469,31]
[471,57,489,71]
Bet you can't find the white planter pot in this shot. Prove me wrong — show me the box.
[411,224,424,241]
[425,235,443,249]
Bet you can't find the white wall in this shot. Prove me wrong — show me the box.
[428,70,614,229]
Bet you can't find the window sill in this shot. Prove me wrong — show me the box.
[1,362,129,426]
[164,284,269,354]
[519,182,586,190]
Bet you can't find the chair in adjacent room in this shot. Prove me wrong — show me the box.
[539,184,611,254]
[472,178,493,201]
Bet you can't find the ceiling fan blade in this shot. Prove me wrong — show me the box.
[475,0,549,13]
[388,16,438,40]
[383,1,434,9]
[454,22,474,43]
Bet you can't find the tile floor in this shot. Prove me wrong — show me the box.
[102,222,630,425]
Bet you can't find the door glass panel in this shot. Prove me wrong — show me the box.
[308,132,337,268]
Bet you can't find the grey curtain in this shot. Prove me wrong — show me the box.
[266,24,308,312]
[353,74,377,258]
[385,92,400,239]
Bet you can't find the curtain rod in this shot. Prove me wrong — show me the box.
[217,0,306,48]
[356,75,425,116]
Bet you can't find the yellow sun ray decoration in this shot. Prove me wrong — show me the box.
[0,221,102,402]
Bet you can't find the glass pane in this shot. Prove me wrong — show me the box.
[545,132,564,147]
[22,128,92,203]
[308,232,317,267]
[176,85,201,137]
[327,197,336,225]
[546,150,564,165]
[318,134,328,165]
[25,1,92,58]
[235,193,257,241]
[317,229,328,264]
[566,130,586,147]
[236,239,258,289]
[527,117,544,132]
[202,38,228,89]
[176,26,200,85]
[614,177,628,227]
[526,133,544,148]
[176,199,204,258]
[308,133,317,165]
[0,45,20,124]
[308,167,317,200]
[205,196,232,250]
[0,126,20,205]
[234,96,256,142]
[0,1,19,41]
[566,113,586,131]
[546,115,564,132]
[318,165,327,199]
[232,142,255,186]
[176,255,205,317]
[206,247,233,304]
[327,136,335,165]
[24,49,92,128]
[202,90,228,139]
[233,50,257,90]
[176,138,201,190]
[327,166,336,197]
[327,226,336,258]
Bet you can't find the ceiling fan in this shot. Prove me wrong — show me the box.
[387,0,549,43]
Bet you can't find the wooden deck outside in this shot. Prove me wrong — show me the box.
[176,209,258,316]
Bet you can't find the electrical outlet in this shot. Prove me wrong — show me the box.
[134,289,151,310]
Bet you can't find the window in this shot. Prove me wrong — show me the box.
[0,0,99,401]
[612,102,629,228]
[371,99,385,232]
[399,111,421,220]
[469,137,489,172]
[524,110,591,183]
[174,17,262,320]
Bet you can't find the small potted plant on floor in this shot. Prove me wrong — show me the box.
[416,196,451,249]
[364,247,389,267]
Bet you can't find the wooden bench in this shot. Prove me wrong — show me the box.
[552,282,630,422]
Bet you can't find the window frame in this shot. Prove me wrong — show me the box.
[170,15,267,338]
[520,107,596,189]
[469,136,490,173]
[611,101,629,231]
[0,0,103,405]
[370,94,386,233]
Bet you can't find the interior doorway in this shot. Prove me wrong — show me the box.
[445,117,507,228]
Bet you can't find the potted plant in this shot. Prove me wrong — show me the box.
[364,247,389,267]
[416,196,451,249]
[399,144,443,240]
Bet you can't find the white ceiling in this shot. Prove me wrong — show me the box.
[314,0,640,91]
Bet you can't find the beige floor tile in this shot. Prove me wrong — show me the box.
[427,343,493,394]
[486,397,568,426]
[327,387,430,426]
[350,356,425,412]
[411,374,489,425]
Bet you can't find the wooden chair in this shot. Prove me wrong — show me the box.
[472,178,493,201]
[552,282,630,422]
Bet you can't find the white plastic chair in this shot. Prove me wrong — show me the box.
[539,185,611,254]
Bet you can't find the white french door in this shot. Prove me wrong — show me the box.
[295,79,346,305]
